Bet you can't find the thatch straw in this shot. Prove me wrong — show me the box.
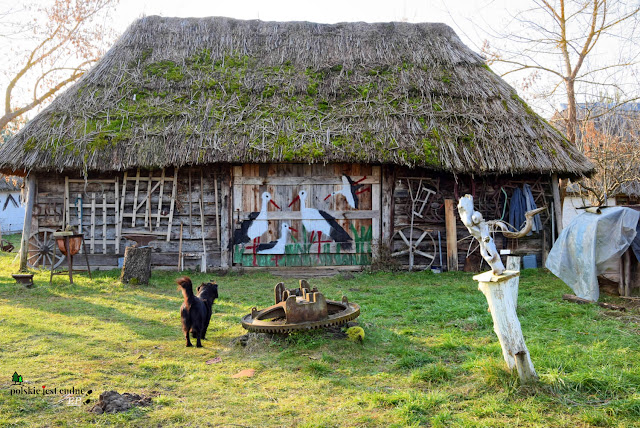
[0,16,593,176]
[0,175,22,191]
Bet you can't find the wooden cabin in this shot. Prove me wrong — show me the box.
[0,17,593,272]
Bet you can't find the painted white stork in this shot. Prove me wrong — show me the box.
[324,175,369,209]
[289,190,352,251]
[256,223,297,255]
[232,192,281,250]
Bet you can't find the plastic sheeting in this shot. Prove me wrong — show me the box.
[545,207,640,301]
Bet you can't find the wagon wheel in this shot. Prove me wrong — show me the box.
[27,228,65,269]
[391,226,437,270]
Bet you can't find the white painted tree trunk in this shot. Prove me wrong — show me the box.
[474,270,537,383]
[506,256,521,308]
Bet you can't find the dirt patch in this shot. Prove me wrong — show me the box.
[89,391,154,414]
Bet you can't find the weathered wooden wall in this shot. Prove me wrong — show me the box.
[31,166,227,270]
[391,169,554,271]
[26,163,553,272]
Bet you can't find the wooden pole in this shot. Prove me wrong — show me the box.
[178,223,183,270]
[219,168,231,270]
[474,270,538,383]
[188,169,193,236]
[214,172,220,246]
[551,174,563,237]
[199,170,207,272]
[444,199,458,271]
[19,175,36,271]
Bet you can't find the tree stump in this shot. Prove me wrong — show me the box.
[473,270,538,383]
[120,246,152,285]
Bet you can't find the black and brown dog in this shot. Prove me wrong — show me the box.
[177,277,218,347]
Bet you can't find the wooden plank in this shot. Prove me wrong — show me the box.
[445,199,458,271]
[19,175,36,271]
[237,210,379,221]
[156,168,165,229]
[214,171,220,245]
[199,169,207,271]
[166,168,178,241]
[115,175,121,254]
[131,168,141,227]
[188,168,193,236]
[90,193,96,254]
[551,174,563,237]
[67,179,117,183]
[381,166,394,245]
[371,166,381,261]
[220,169,231,269]
[102,196,107,254]
[232,165,243,254]
[234,176,380,186]
[145,171,153,229]
[64,176,70,229]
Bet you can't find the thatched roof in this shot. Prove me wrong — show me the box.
[0,16,593,176]
[0,175,22,192]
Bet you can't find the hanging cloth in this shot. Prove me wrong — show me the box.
[522,184,542,234]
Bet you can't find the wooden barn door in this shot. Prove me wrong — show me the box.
[230,164,380,267]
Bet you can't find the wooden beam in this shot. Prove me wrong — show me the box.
[166,168,178,242]
[551,174,563,237]
[371,166,381,261]
[236,210,380,221]
[381,165,395,246]
[90,192,96,254]
[219,167,231,269]
[234,176,379,186]
[445,199,458,271]
[19,175,37,271]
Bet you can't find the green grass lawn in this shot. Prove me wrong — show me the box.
[1,242,639,427]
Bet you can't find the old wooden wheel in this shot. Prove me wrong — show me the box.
[27,228,65,269]
[391,226,437,270]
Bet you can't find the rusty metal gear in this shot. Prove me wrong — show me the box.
[241,280,360,333]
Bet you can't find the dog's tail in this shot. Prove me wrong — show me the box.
[177,276,195,306]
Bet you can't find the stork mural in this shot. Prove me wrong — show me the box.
[289,190,353,255]
[232,175,373,267]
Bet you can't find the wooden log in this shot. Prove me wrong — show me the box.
[551,174,563,237]
[474,270,538,383]
[562,294,626,311]
[19,175,37,271]
[120,246,152,285]
[445,199,458,271]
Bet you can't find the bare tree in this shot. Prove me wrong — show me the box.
[0,0,118,131]
[482,0,640,150]
[568,104,640,204]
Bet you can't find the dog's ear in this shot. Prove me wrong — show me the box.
[176,276,192,288]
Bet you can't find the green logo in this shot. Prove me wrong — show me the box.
[12,372,23,385]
